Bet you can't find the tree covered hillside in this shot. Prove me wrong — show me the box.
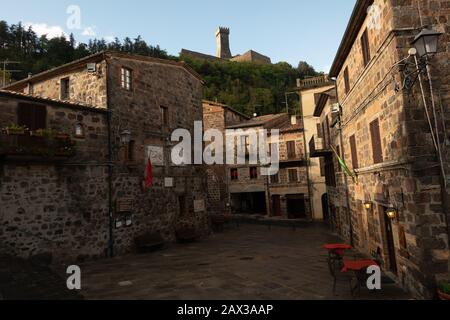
[0,20,321,116]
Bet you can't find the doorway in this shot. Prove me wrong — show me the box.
[272,195,281,217]
[286,194,306,219]
[322,194,329,223]
[383,207,398,274]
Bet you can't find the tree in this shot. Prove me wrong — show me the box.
[297,61,320,79]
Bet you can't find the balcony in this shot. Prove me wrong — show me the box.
[279,154,307,169]
[309,135,331,158]
[0,129,76,162]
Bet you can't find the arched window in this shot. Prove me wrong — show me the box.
[75,123,84,138]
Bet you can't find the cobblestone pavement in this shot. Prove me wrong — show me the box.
[80,224,411,300]
[0,255,82,300]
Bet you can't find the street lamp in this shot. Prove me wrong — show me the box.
[120,130,132,145]
[386,207,398,220]
[364,201,373,210]
[412,28,442,57]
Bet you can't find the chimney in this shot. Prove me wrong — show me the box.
[216,27,232,59]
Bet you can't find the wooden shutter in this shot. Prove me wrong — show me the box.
[370,119,383,164]
[349,135,359,169]
[317,124,323,138]
[287,141,296,159]
[344,67,350,94]
[319,157,326,177]
[326,116,331,147]
[18,103,46,130]
[361,29,371,67]
[288,169,298,183]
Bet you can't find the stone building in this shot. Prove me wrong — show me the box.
[311,0,450,298]
[202,100,250,215]
[0,90,110,262]
[227,113,310,219]
[298,75,335,221]
[2,51,210,262]
[181,27,271,64]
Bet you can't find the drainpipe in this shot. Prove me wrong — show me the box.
[333,80,354,246]
[105,58,114,258]
[298,94,314,220]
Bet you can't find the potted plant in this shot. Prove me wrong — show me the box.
[32,128,56,138]
[4,124,28,135]
[438,281,450,300]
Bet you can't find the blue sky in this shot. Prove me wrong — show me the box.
[1,0,356,72]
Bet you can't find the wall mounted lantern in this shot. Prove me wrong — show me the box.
[120,130,132,145]
[412,28,442,57]
[364,201,373,210]
[386,207,398,220]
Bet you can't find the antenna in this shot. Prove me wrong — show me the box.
[1,60,22,87]
[417,0,424,27]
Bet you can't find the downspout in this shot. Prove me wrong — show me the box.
[105,56,114,258]
[299,94,314,220]
[334,80,354,246]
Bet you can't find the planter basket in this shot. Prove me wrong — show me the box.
[438,290,450,300]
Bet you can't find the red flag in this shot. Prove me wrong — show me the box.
[143,159,153,190]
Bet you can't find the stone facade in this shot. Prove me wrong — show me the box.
[298,76,335,221]
[0,91,110,262]
[227,114,311,219]
[2,52,210,262]
[202,101,249,215]
[181,27,271,64]
[317,0,450,298]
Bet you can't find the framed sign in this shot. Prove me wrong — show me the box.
[145,146,164,166]
[194,199,206,213]
[117,197,133,213]
[165,177,174,188]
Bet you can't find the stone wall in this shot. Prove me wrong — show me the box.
[327,0,450,298]
[3,52,211,261]
[0,95,110,263]
[106,55,210,255]
[202,101,249,215]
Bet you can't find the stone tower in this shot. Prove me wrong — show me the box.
[215,27,232,59]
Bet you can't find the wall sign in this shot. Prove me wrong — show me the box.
[117,197,133,213]
[194,199,206,213]
[146,146,164,166]
[165,177,174,188]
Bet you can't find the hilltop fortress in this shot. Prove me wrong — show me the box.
[181,27,271,64]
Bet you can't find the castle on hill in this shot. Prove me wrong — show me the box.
[180,27,271,65]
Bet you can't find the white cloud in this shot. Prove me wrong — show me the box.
[82,26,96,37]
[104,36,115,43]
[24,22,68,39]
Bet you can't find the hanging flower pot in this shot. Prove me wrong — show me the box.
[438,282,450,300]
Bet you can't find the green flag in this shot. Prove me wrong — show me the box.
[330,145,356,182]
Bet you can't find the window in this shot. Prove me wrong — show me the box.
[18,103,46,131]
[287,141,296,159]
[325,157,336,187]
[320,157,326,177]
[349,135,359,169]
[121,67,132,91]
[370,119,383,164]
[361,29,371,67]
[160,106,169,126]
[75,123,84,138]
[127,140,135,161]
[288,169,298,183]
[60,77,70,100]
[250,167,258,180]
[178,196,186,217]
[343,67,350,95]
[230,168,238,180]
[270,173,279,184]
[317,124,323,139]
